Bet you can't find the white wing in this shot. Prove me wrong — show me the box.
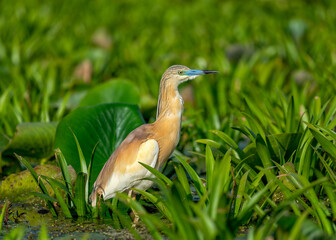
[103,139,159,200]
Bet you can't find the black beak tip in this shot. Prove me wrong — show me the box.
[203,70,219,74]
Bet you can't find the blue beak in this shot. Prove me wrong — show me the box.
[185,69,219,76]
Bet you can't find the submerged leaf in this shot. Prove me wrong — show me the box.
[2,122,57,158]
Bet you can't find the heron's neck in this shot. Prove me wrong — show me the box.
[156,82,183,121]
[154,80,183,168]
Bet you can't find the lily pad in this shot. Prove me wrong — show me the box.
[79,79,140,107]
[2,122,58,158]
[0,164,76,202]
[54,103,145,188]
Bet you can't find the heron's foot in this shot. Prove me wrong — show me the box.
[132,213,140,228]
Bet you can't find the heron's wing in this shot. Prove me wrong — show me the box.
[102,138,159,200]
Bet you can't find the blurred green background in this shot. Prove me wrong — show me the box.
[1,0,336,173]
[2,1,336,238]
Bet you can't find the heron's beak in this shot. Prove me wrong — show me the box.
[185,69,219,76]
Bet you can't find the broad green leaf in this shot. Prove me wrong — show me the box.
[3,122,57,158]
[79,79,140,107]
[54,103,144,188]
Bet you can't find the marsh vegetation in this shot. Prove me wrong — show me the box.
[1,0,336,239]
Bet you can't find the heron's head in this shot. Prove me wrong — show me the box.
[162,65,219,85]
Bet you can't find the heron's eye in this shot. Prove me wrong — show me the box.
[178,70,184,75]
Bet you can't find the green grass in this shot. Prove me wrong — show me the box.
[1,0,336,239]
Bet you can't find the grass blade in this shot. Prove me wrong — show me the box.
[306,122,336,159]
[255,135,274,184]
[211,130,244,159]
[117,193,163,240]
[138,162,172,186]
[173,162,192,199]
[70,128,87,174]
[234,171,249,217]
[75,172,87,217]
[286,96,296,132]
[55,148,73,198]
[30,192,58,202]
[175,154,206,198]
[196,139,221,149]
[209,149,231,219]
[88,141,100,196]
[0,201,8,233]
[38,224,49,240]
[42,176,73,218]
[205,145,215,192]
[132,188,172,221]
[237,182,271,222]
[14,153,57,217]
[70,128,89,204]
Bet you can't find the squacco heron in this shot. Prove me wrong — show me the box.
[90,65,218,207]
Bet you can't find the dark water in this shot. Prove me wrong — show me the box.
[0,201,152,239]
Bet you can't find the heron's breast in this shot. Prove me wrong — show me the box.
[154,114,182,166]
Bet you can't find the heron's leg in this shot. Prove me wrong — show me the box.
[132,193,139,226]
[127,189,140,227]
[96,187,104,209]
[98,193,102,208]
[128,189,133,198]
